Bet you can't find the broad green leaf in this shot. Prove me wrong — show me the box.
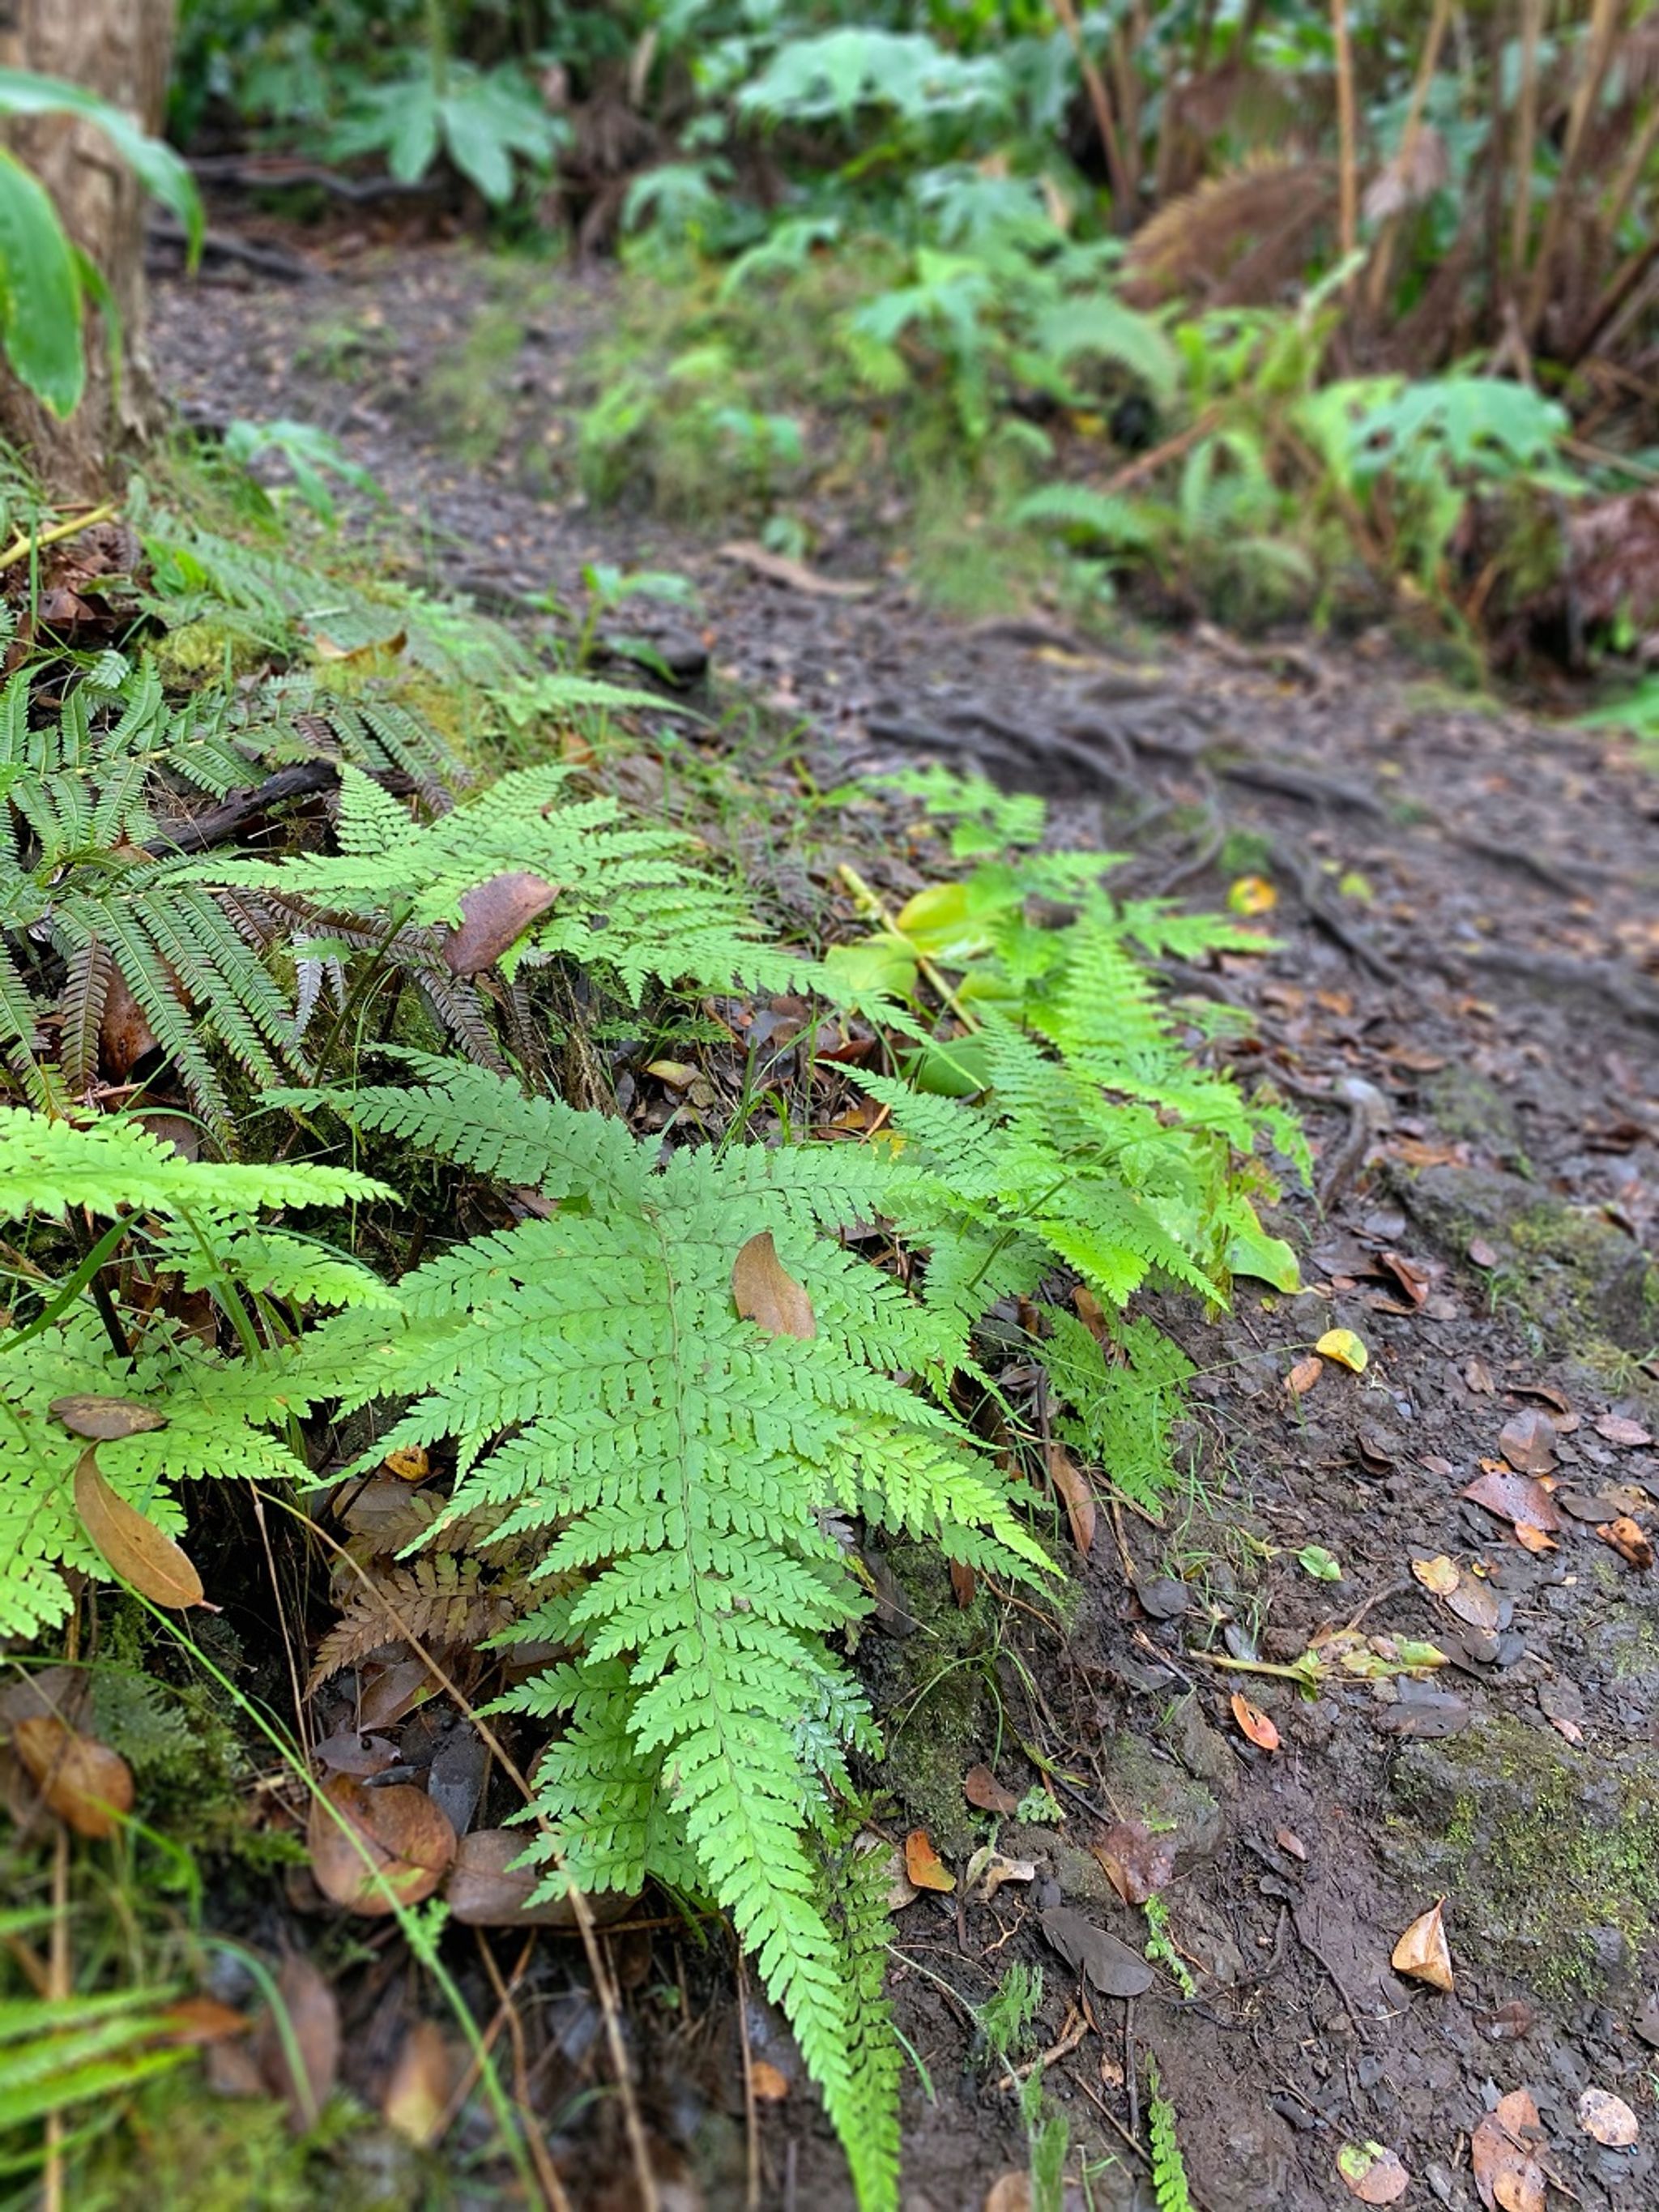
[0,149,83,415]
[0,68,202,263]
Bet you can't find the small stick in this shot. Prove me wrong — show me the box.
[1049,0,1134,222]
[0,500,119,573]
[1330,0,1358,258]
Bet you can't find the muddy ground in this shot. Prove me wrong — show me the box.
[144,236,1659,2212]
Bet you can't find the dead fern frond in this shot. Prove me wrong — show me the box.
[308,1553,520,1690]
[1124,156,1337,304]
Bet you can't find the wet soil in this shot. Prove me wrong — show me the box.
[149,239,1659,2212]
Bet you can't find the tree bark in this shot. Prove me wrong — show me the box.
[0,0,177,500]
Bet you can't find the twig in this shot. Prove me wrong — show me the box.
[1525,0,1624,339]
[476,1933,575,2212]
[1048,0,1134,222]
[1365,0,1452,315]
[1102,411,1219,495]
[0,501,118,574]
[1510,0,1543,271]
[1330,0,1357,259]
[143,762,339,858]
[736,1950,762,2212]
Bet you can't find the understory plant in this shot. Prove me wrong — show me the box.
[0,479,1302,2201]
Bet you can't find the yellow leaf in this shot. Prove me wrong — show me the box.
[1316,1327,1369,1373]
[1226,873,1277,916]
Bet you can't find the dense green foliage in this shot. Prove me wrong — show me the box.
[0,451,1305,2197]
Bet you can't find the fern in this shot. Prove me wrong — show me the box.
[0,1110,390,1637]
[303,1064,1050,2210]
[199,762,816,1004]
[1146,2064,1194,2212]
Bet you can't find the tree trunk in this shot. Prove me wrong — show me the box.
[0,0,177,501]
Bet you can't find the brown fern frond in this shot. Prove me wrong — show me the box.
[308,1553,520,1691]
[1124,156,1337,304]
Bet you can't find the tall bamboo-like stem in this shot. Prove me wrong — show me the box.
[1051,0,1135,224]
[1365,0,1453,314]
[1602,94,1659,247]
[1510,0,1543,269]
[1525,0,1623,335]
[1332,0,1358,258]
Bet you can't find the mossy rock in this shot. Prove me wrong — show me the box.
[1422,1066,1525,1159]
[1388,1712,1659,1998]
[1392,1163,1659,1383]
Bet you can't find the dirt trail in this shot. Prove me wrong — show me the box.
[152,242,1659,2212]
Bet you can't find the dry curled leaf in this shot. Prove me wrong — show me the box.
[1577,2086,1639,2146]
[308,1774,457,1915]
[1601,1517,1654,1569]
[50,1394,167,1441]
[1276,1826,1308,1863]
[963,1764,1021,1816]
[1093,1819,1176,1906]
[73,1449,204,1609]
[1391,1898,1453,1992]
[903,1829,955,1894]
[1287,1355,1324,1397]
[1411,1555,1460,1595]
[983,2174,1032,2212]
[382,1445,430,1483]
[1337,2139,1410,2203]
[11,1716,133,1839]
[1046,1442,1096,1555]
[1230,1691,1281,1752]
[731,1230,816,1339]
[1471,2088,1546,2212]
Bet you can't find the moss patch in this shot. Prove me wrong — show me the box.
[1388,1713,1659,1997]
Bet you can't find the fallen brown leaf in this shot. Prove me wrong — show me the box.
[1470,2087,1546,2212]
[308,1775,457,1915]
[382,2019,453,2149]
[903,1829,955,1894]
[1092,1819,1176,1907]
[1390,1899,1453,1992]
[1038,1905,1154,1998]
[983,2174,1031,2212]
[441,871,559,975]
[1287,1355,1324,1397]
[12,1716,133,1839]
[73,1448,204,1608]
[1577,2086,1639,2146]
[963,1764,1021,1817]
[1498,1408,1557,1475]
[444,1828,633,1928]
[252,1953,339,2132]
[50,1394,167,1441]
[749,2058,791,2102]
[1337,2139,1410,2203]
[1230,1691,1281,1752]
[732,1230,816,1339]
[1046,1442,1096,1555]
[1275,1826,1308,1863]
[1601,1516,1653,1569]
[1463,1468,1562,1535]
[1595,1412,1653,1447]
